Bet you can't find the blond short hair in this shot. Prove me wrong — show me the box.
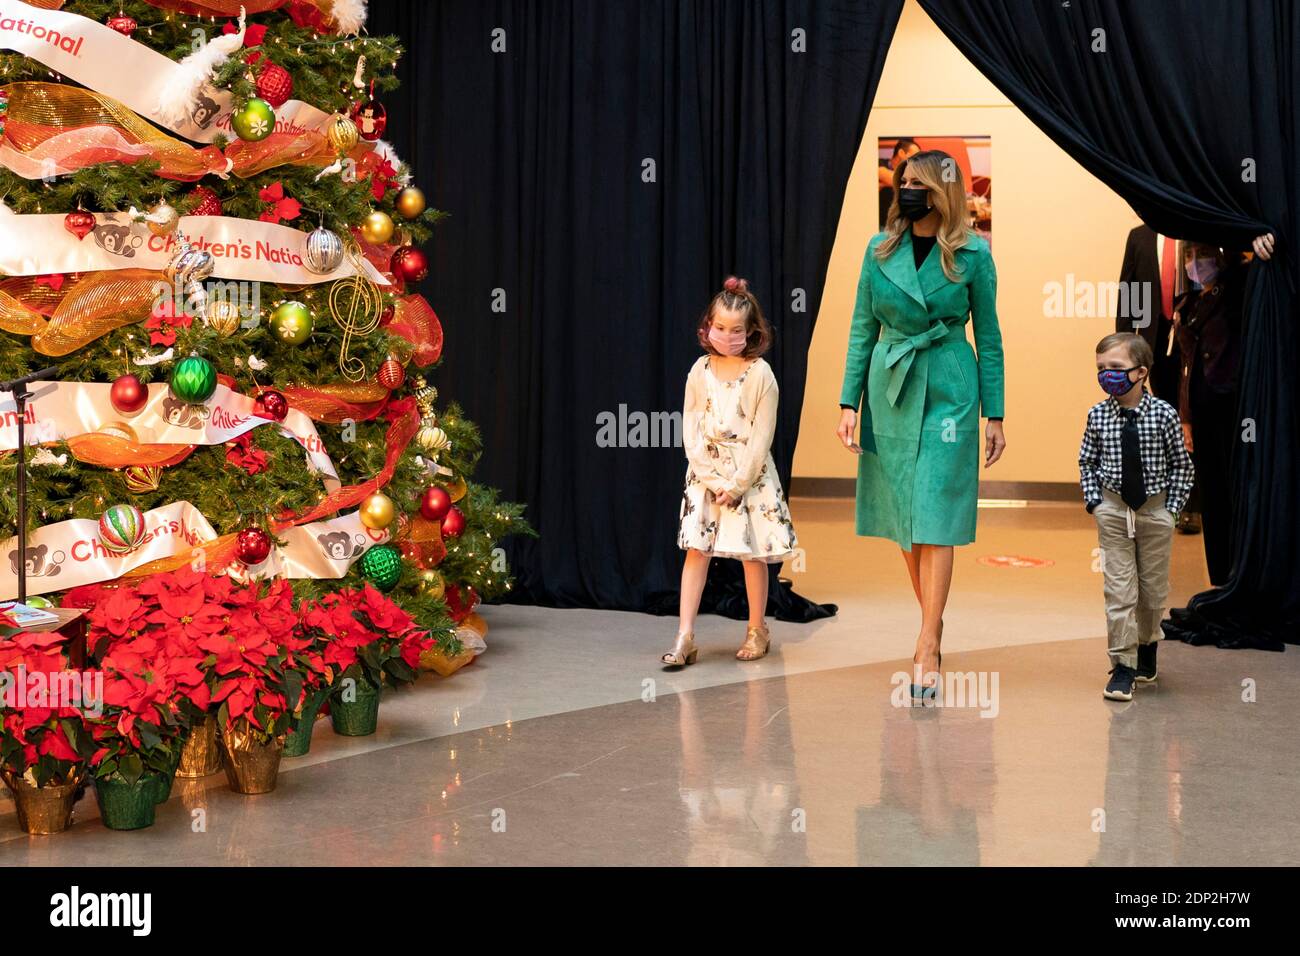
[1095,331,1153,369]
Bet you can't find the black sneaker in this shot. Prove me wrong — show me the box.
[1104,664,1136,701]
[1136,643,1158,683]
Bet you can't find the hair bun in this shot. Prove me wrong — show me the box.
[723,276,748,294]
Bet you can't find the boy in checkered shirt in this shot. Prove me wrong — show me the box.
[1079,332,1195,701]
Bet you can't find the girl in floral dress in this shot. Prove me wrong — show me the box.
[663,277,798,667]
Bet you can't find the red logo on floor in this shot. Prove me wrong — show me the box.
[977,554,1055,568]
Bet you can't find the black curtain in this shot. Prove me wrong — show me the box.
[371,1,904,615]
[918,0,1299,650]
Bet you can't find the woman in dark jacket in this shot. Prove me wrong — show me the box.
[1171,242,1244,585]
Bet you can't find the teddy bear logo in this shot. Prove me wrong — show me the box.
[192,92,220,129]
[91,222,143,258]
[316,531,367,561]
[161,396,210,429]
[8,544,65,579]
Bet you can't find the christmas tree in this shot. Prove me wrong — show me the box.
[0,0,528,659]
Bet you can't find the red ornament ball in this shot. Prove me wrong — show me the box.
[63,210,95,241]
[235,527,272,566]
[376,356,405,390]
[106,15,137,37]
[390,246,428,283]
[253,389,289,422]
[256,62,294,109]
[109,374,148,415]
[349,96,387,140]
[420,485,452,522]
[189,185,223,217]
[440,505,466,539]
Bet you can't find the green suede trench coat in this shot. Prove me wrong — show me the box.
[838,229,1004,549]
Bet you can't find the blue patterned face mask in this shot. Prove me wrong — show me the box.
[1098,367,1139,396]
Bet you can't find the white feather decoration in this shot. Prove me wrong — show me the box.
[155,8,247,128]
[331,0,368,36]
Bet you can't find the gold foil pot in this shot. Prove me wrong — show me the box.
[218,722,285,795]
[420,641,475,677]
[176,715,224,778]
[2,768,85,835]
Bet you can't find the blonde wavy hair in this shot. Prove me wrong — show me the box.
[876,149,972,281]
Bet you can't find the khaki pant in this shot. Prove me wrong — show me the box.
[1095,488,1174,668]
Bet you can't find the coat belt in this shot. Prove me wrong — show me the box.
[879,321,966,407]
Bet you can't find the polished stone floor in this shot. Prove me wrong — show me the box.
[2,500,1294,865]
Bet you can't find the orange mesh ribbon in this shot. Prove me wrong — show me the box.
[274,399,420,530]
[141,1,348,32]
[29,270,162,356]
[140,0,290,15]
[398,514,447,570]
[279,381,390,424]
[66,434,196,469]
[0,83,229,181]
[122,534,241,579]
[0,277,58,336]
[390,294,445,367]
[351,227,399,279]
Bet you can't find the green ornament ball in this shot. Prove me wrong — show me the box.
[169,354,217,404]
[358,544,402,592]
[269,300,314,345]
[231,97,276,142]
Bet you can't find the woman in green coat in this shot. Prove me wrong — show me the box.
[836,150,1006,698]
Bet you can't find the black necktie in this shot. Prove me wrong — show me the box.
[1120,408,1146,510]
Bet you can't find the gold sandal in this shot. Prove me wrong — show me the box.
[661,632,699,667]
[736,624,770,661]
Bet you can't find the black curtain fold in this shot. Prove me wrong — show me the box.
[918,0,1299,648]
[372,1,904,615]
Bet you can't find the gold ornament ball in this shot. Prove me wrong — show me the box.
[148,202,179,236]
[394,186,426,220]
[417,424,450,454]
[359,491,396,530]
[325,113,359,154]
[204,297,241,336]
[360,209,395,245]
[420,569,446,602]
[123,465,162,494]
[443,475,468,502]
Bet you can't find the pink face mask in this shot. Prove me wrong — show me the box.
[708,326,748,356]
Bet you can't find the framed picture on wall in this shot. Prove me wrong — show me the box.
[878,135,992,244]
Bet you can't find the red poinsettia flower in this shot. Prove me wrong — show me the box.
[358,582,415,634]
[146,296,195,346]
[400,629,434,669]
[85,586,150,640]
[225,433,269,475]
[285,0,330,34]
[138,568,230,644]
[258,181,301,224]
[359,154,399,201]
[222,19,268,47]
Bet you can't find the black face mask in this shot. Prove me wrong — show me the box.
[898,187,932,222]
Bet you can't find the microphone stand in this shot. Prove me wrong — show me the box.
[3,367,59,606]
[14,383,32,605]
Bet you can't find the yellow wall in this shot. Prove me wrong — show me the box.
[793,0,1140,485]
